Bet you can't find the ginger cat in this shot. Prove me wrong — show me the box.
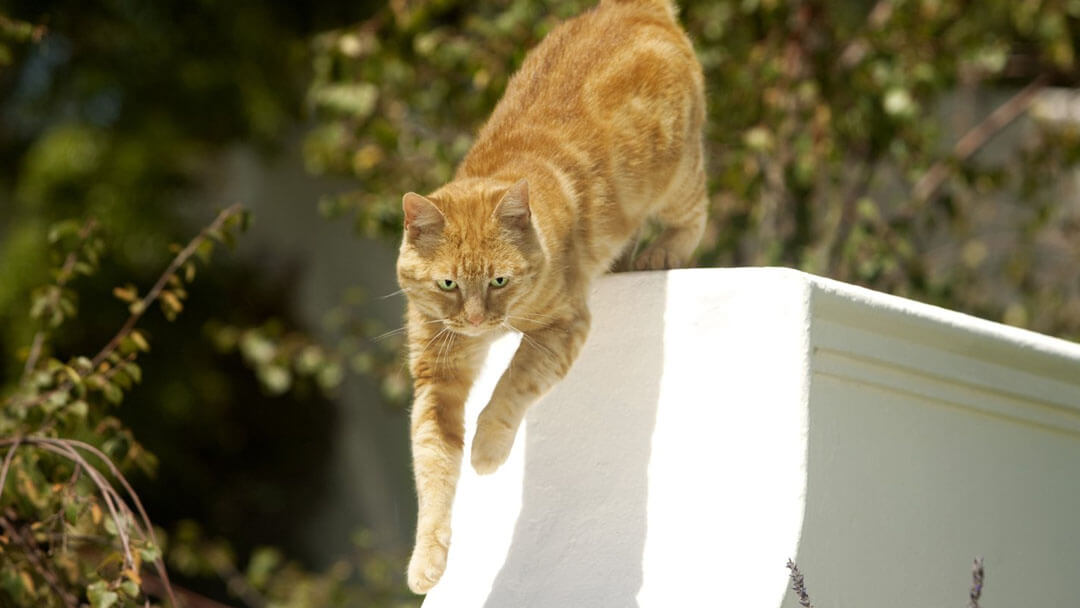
[396,0,706,594]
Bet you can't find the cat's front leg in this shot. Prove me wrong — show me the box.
[407,328,487,594]
[471,308,591,474]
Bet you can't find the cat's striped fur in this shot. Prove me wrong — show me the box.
[396,0,706,593]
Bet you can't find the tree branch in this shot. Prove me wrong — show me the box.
[91,204,243,368]
[826,159,875,275]
[913,75,1049,202]
[0,510,80,608]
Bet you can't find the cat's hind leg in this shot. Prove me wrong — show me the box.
[634,156,707,270]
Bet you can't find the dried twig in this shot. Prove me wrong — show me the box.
[786,559,814,608]
[969,557,984,608]
[91,203,243,368]
[0,437,181,607]
[825,160,875,275]
[0,510,79,607]
[913,75,1049,202]
[0,435,22,503]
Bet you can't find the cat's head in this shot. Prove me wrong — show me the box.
[396,178,544,336]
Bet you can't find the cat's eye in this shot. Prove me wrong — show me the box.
[490,277,509,288]
[437,279,457,291]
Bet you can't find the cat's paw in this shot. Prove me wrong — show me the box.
[633,244,684,270]
[471,417,515,475]
[407,528,451,594]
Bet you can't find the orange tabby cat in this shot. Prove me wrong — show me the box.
[396,0,706,593]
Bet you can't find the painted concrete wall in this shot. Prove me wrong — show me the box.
[422,267,1080,608]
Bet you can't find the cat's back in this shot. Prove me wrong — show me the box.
[462,0,703,170]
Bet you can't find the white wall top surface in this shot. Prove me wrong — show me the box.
[420,267,1080,608]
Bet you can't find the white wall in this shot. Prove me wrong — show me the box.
[422,268,1080,608]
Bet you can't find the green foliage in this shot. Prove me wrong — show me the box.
[1,209,417,606]
[307,0,1080,340]
[0,207,249,606]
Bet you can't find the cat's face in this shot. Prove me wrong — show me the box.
[397,179,544,337]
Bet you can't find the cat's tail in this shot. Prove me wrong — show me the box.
[601,0,678,21]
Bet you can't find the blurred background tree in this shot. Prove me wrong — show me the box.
[1,0,1079,605]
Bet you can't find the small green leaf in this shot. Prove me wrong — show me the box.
[258,365,292,395]
[128,331,150,352]
[67,400,89,420]
[102,382,123,405]
[139,544,161,564]
[160,291,183,317]
[112,285,138,303]
[87,581,118,608]
[195,240,215,263]
[61,365,82,385]
[48,220,81,244]
[64,500,79,525]
[183,261,197,282]
[118,580,139,598]
[246,547,282,589]
[73,357,94,374]
[240,332,276,364]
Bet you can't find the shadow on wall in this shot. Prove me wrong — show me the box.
[482,274,668,607]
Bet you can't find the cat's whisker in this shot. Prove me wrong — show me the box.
[419,327,450,359]
[507,310,558,322]
[372,326,408,342]
[377,288,413,300]
[434,328,450,374]
[438,330,457,376]
[504,321,559,364]
[505,314,569,332]
[372,318,445,343]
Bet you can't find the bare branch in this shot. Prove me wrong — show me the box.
[54,438,180,608]
[91,203,244,369]
[0,435,21,504]
[826,161,875,275]
[0,437,181,607]
[913,75,1049,202]
[31,441,136,571]
[21,333,45,380]
[0,510,79,607]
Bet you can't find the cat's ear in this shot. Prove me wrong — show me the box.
[493,179,531,230]
[402,192,445,241]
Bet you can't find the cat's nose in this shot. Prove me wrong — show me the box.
[467,312,484,326]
